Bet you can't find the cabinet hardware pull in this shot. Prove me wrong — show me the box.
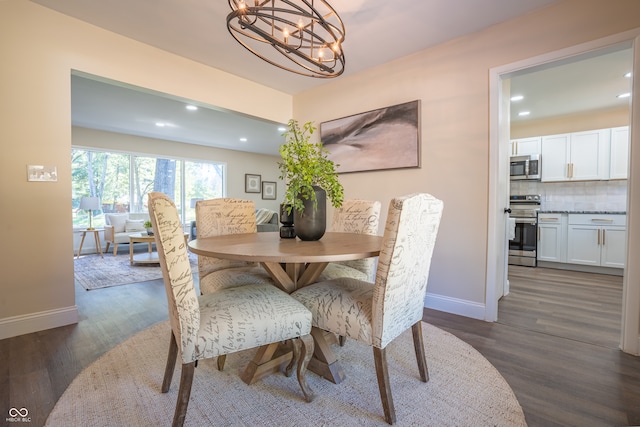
[538,226,540,241]
[597,229,601,245]
[540,217,559,221]
[602,229,606,246]
[591,218,614,222]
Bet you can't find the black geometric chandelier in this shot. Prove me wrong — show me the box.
[226,0,346,78]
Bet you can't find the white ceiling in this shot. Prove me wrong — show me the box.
[33,0,632,155]
[509,46,633,124]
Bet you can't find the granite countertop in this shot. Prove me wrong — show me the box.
[539,210,626,215]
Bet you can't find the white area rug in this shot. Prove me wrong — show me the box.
[45,321,527,426]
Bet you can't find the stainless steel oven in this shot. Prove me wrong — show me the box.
[508,194,540,267]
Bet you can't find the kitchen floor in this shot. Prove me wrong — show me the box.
[500,265,623,349]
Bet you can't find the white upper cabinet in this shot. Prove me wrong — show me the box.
[609,126,630,180]
[541,133,570,181]
[541,129,610,181]
[510,137,541,156]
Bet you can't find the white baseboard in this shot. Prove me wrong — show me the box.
[0,306,78,340]
[424,292,486,320]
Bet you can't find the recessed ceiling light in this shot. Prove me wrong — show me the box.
[518,111,530,116]
[185,105,198,111]
[240,137,248,142]
[155,122,166,127]
[617,93,631,99]
[510,95,524,101]
[277,126,286,132]
[624,72,632,78]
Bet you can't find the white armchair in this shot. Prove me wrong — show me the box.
[103,212,150,255]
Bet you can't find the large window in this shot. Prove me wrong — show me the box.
[72,148,225,228]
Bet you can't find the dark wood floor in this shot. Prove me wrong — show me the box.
[2,268,640,427]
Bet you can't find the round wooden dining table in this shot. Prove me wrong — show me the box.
[188,231,383,384]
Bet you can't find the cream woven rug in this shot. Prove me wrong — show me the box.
[74,253,197,290]
[45,321,527,426]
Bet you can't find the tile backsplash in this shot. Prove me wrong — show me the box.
[511,180,628,211]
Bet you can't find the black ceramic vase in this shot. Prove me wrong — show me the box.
[294,186,326,241]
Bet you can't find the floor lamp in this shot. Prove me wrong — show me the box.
[80,196,100,230]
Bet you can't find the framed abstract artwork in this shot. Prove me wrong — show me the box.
[245,174,261,193]
[320,100,420,173]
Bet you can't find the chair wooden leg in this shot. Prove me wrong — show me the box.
[373,347,396,425]
[297,334,315,402]
[217,355,226,371]
[286,339,300,377]
[113,243,118,256]
[162,332,178,393]
[411,321,429,382]
[338,335,347,346]
[105,242,111,253]
[172,362,195,427]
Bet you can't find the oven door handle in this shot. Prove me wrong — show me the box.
[513,218,537,225]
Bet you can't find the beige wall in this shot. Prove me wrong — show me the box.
[293,0,640,314]
[2,0,640,339]
[0,1,291,338]
[511,107,630,139]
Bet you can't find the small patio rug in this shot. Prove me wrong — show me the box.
[74,252,197,290]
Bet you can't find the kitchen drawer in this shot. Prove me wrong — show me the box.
[568,214,626,227]
[538,213,564,224]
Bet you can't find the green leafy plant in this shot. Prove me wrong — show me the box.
[143,220,153,229]
[278,119,344,214]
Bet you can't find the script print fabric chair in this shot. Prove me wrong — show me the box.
[319,199,382,283]
[148,192,315,427]
[291,193,443,424]
[196,198,274,294]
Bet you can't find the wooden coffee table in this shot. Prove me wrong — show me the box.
[129,232,188,265]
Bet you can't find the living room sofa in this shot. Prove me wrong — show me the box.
[104,212,150,255]
[189,208,279,240]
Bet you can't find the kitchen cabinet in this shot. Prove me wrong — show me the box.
[609,126,629,180]
[541,129,610,182]
[537,213,567,263]
[567,214,626,268]
[510,137,541,156]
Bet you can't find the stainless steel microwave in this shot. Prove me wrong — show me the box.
[510,154,541,180]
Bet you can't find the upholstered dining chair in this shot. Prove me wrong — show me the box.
[319,199,382,282]
[291,193,443,425]
[195,198,274,294]
[148,192,315,427]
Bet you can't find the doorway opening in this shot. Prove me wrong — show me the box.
[487,30,640,355]
[501,46,631,348]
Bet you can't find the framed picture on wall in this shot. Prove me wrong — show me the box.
[245,174,261,193]
[320,100,420,173]
[262,181,277,200]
